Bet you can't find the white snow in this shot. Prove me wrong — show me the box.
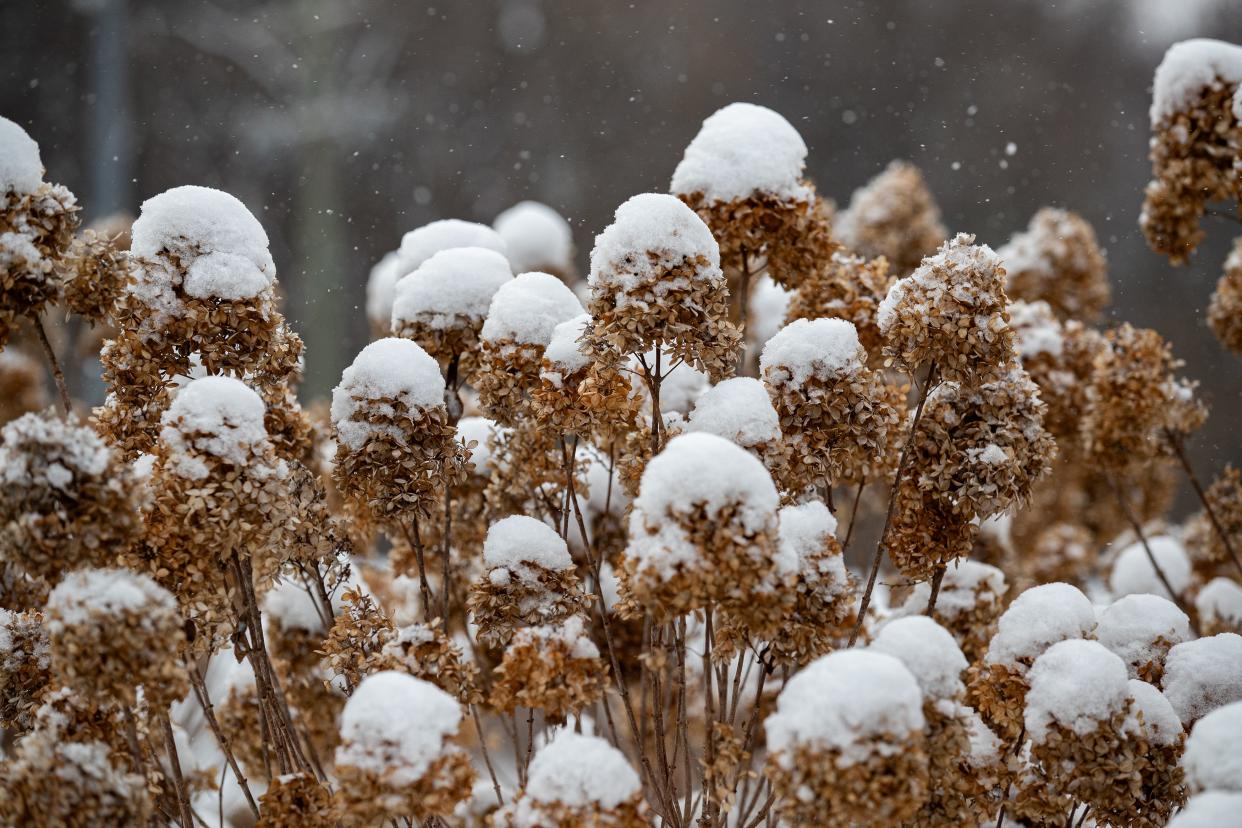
[1108,535,1193,601]
[764,650,925,766]
[670,102,811,203]
[747,276,791,349]
[365,250,403,328]
[330,338,446,452]
[1167,792,1242,828]
[1183,700,1242,793]
[262,577,342,634]
[0,116,44,194]
[161,376,268,475]
[483,515,574,582]
[629,352,710,415]
[871,616,968,701]
[335,671,463,785]
[523,730,640,809]
[985,582,1096,668]
[46,568,175,628]
[1197,577,1242,630]
[456,416,498,476]
[1162,633,1242,725]
[493,201,575,275]
[480,271,585,346]
[1008,300,1065,359]
[588,193,723,291]
[760,318,865,386]
[1096,593,1191,678]
[396,219,508,280]
[1150,39,1242,125]
[686,377,781,448]
[1024,639,1129,742]
[391,246,513,332]
[1123,679,1184,747]
[540,314,592,380]
[0,413,112,489]
[777,500,847,597]
[509,615,600,661]
[899,560,1007,621]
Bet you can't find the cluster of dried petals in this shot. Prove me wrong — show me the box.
[0,117,79,347]
[1209,236,1242,353]
[621,432,782,620]
[760,317,901,490]
[764,650,930,828]
[0,348,46,425]
[836,160,947,276]
[489,614,607,722]
[331,337,465,526]
[1081,323,1206,473]
[0,411,142,583]
[45,567,186,708]
[785,251,894,359]
[878,233,1014,387]
[480,421,585,525]
[256,773,340,828]
[467,516,588,649]
[583,193,742,380]
[474,271,585,425]
[1141,39,1242,262]
[333,671,475,825]
[365,620,481,705]
[390,245,512,373]
[320,588,395,693]
[895,560,1008,664]
[61,225,131,325]
[998,208,1110,322]
[1021,521,1095,588]
[0,608,50,732]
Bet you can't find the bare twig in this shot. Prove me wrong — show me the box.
[30,314,72,415]
[160,711,195,828]
[1166,429,1242,579]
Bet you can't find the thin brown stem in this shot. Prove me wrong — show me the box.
[441,486,453,625]
[402,519,435,623]
[470,705,503,806]
[188,663,260,819]
[160,711,195,828]
[1110,477,1196,625]
[1166,429,1242,579]
[841,478,866,554]
[30,314,72,415]
[925,563,947,615]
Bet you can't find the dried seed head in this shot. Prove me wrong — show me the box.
[786,251,894,359]
[1209,236,1242,353]
[894,559,1007,663]
[998,208,1110,322]
[1009,299,1106,445]
[0,608,50,733]
[836,160,947,277]
[489,614,607,723]
[0,347,46,425]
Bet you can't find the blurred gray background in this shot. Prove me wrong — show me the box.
[3,0,1240,485]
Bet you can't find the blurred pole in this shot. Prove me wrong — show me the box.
[84,0,131,219]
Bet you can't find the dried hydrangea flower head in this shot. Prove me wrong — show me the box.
[1209,237,1242,352]
[0,411,142,583]
[0,608,50,732]
[1082,323,1206,472]
[62,219,131,325]
[671,102,837,295]
[99,184,306,457]
[0,116,78,348]
[998,207,1110,322]
[764,649,929,828]
[45,567,186,708]
[896,560,1007,662]
[365,619,481,704]
[1096,593,1191,687]
[391,246,512,374]
[1183,465,1242,574]
[878,232,1014,387]
[785,250,894,359]
[760,317,900,490]
[685,376,789,482]
[0,347,47,425]
[967,582,1095,744]
[1196,577,1242,635]
[836,159,947,276]
[468,515,587,648]
[583,193,742,382]
[872,616,993,828]
[1120,679,1189,827]
[1141,39,1242,262]
[255,773,340,828]
[494,730,646,828]
[331,337,464,526]
[489,614,606,723]
[1182,699,1242,795]
[333,671,475,825]
[474,271,585,425]
[530,313,640,444]
[396,218,508,281]
[622,432,781,619]
[1161,632,1242,727]
[494,201,576,282]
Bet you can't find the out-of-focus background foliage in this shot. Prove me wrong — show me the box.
[3,0,1239,487]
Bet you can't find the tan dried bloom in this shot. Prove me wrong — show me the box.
[61,226,131,324]
[1141,40,1242,263]
[760,317,901,490]
[0,609,50,733]
[492,730,647,828]
[0,347,46,425]
[320,587,395,694]
[256,773,341,828]
[474,271,585,425]
[0,117,78,347]
[490,614,607,723]
[0,411,142,583]
[893,559,1007,664]
[467,516,588,649]
[1210,237,1242,352]
[764,650,929,828]
[366,619,482,705]
[879,233,1015,386]
[331,337,466,527]
[785,250,894,358]
[583,193,742,381]
[998,207,1110,322]
[333,671,475,825]
[45,567,187,709]
[836,160,947,276]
